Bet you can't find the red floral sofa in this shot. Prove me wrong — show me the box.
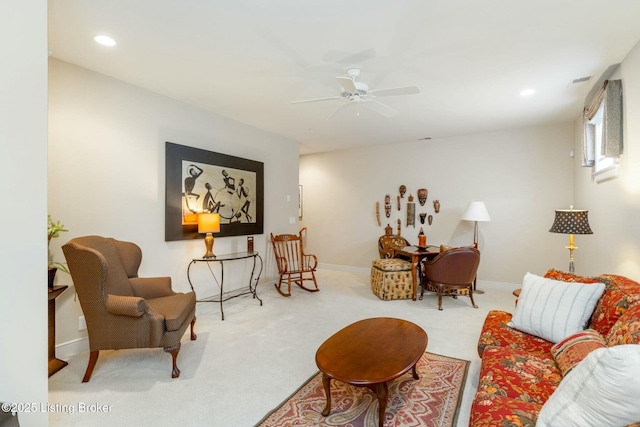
[470,269,640,426]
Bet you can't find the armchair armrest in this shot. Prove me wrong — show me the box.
[105,294,149,317]
[129,276,174,299]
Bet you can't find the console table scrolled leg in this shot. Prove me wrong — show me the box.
[321,373,332,417]
[412,363,419,380]
[220,262,225,321]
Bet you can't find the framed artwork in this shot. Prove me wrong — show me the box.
[165,141,264,241]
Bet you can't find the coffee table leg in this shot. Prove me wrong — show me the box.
[321,373,332,416]
[412,363,419,380]
[375,382,389,427]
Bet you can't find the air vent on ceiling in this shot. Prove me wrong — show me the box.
[568,75,593,87]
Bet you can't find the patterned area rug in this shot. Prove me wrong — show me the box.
[256,352,469,427]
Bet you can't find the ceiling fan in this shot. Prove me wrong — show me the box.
[291,68,420,119]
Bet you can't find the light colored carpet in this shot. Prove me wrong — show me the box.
[48,268,520,426]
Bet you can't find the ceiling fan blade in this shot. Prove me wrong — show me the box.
[336,76,357,94]
[291,96,342,104]
[326,101,351,120]
[363,99,397,118]
[369,85,420,97]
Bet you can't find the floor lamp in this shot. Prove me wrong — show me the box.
[461,201,491,294]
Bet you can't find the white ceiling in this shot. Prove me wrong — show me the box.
[48,0,640,155]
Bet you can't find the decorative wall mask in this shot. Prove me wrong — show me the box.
[407,194,415,228]
[397,219,402,235]
[428,214,433,225]
[375,201,381,226]
[417,188,428,206]
[433,199,441,213]
[397,196,401,211]
[385,194,391,218]
[419,213,427,224]
[399,185,406,198]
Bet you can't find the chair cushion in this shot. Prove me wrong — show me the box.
[507,273,605,343]
[147,292,196,332]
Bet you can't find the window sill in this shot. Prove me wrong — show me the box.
[592,163,619,183]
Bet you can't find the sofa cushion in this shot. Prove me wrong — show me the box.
[591,274,640,336]
[508,273,605,343]
[550,328,606,377]
[470,391,542,427]
[605,303,640,346]
[478,310,553,357]
[537,345,640,427]
[477,346,561,405]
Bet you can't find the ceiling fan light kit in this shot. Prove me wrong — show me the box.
[291,68,420,119]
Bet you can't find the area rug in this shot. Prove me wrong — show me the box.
[256,352,469,427]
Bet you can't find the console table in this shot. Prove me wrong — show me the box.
[48,285,68,377]
[187,251,263,320]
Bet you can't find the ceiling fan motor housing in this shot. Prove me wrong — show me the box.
[340,81,368,97]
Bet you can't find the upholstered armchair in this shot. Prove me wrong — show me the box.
[419,246,480,310]
[270,228,319,297]
[62,236,196,382]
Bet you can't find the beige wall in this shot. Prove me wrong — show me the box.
[0,0,49,425]
[574,39,640,279]
[48,59,301,357]
[300,123,576,284]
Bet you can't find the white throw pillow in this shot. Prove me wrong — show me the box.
[537,345,640,427]
[507,272,605,343]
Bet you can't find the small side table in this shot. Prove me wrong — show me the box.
[48,285,68,377]
[187,251,263,320]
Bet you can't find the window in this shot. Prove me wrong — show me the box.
[582,79,623,183]
[587,102,619,182]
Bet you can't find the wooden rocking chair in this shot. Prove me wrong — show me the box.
[270,228,319,297]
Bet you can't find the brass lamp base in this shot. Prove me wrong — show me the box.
[565,233,577,273]
[203,233,216,259]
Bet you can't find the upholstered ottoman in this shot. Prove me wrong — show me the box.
[370,258,413,300]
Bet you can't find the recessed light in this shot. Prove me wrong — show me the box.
[93,35,116,47]
[520,89,535,97]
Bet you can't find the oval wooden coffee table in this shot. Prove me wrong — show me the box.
[315,317,428,427]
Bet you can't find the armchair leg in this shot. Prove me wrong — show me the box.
[82,350,99,383]
[190,317,197,340]
[469,286,478,309]
[164,343,181,379]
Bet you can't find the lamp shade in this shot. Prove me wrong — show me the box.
[461,201,491,222]
[549,209,593,234]
[198,213,220,234]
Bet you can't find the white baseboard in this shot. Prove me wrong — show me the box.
[318,263,370,275]
[56,337,89,360]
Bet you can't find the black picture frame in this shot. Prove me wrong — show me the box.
[165,141,264,241]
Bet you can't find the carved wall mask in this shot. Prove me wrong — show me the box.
[417,188,427,206]
[399,185,407,198]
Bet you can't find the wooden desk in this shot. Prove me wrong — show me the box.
[393,246,439,301]
[48,285,68,377]
[316,318,428,427]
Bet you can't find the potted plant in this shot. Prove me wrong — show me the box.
[48,214,69,288]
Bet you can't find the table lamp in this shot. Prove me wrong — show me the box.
[461,201,491,294]
[198,212,220,258]
[549,206,593,273]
